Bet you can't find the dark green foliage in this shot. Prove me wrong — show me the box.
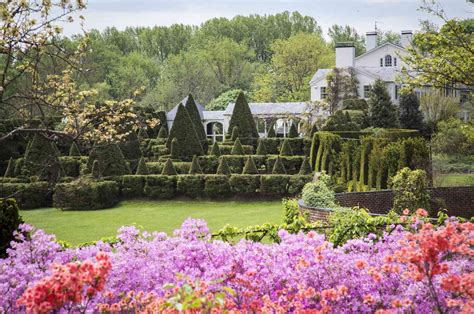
[91,160,101,178]
[189,155,203,174]
[4,158,14,177]
[256,139,267,155]
[59,156,86,177]
[166,104,204,160]
[0,198,23,257]
[231,138,245,155]
[309,123,318,139]
[288,123,299,138]
[342,98,368,110]
[210,142,221,157]
[399,92,424,131]
[288,175,313,194]
[368,79,399,128]
[280,139,293,156]
[161,158,177,175]
[170,138,179,159]
[322,110,361,131]
[87,143,130,177]
[216,144,254,155]
[121,175,146,198]
[22,134,61,182]
[184,94,208,150]
[157,126,168,139]
[216,157,231,175]
[272,157,287,174]
[13,158,23,177]
[261,138,307,155]
[204,175,231,197]
[144,175,176,199]
[267,156,305,174]
[260,175,290,194]
[231,126,239,141]
[53,179,119,210]
[0,182,51,209]
[229,175,260,194]
[119,131,142,171]
[227,92,259,141]
[156,111,169,133]
[177,175,204,198]
[242,157,258,174]
[69,142,81,156]
[135,157,149,175]
[197,156,219,173]
[137,128,149,139]
[299,158,313,175]
[267,122,276,137]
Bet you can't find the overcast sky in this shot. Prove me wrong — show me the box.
[65,0,473,37]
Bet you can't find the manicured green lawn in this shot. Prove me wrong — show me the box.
[433,173,474,187]
[20,200,284,245]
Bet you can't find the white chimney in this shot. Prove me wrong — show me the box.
[365,31,378,51]
[335,42,355,68]
[400,30,413,48]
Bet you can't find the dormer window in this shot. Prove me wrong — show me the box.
[385,55,392,67]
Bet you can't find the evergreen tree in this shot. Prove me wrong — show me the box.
[88,143,131,176]
[242,157,258,174]
[288,123,299,138]
[231,126,239,141]
[189,155,203,174]
[399,91,424,130]
[256,139,268,155]
[157,126,168,139]
[22,133,61,181]
[299,157,313,175]
[322,110,360,131]
[167,103,204,160]
[161,158,177,175]
[119,131,142,171]
[4,157,14,177]
[280,139,293,156]
[267,122,276,137]
[91,160,100,178]
[69,142,81,156]
[272,157,287,174]
[368,79,399,128]
[210,142,221,157]
[231,138,245,155]
[183,94,208,150]
[137,128,148,139]
[135,157,149,175]
[170,138,179,159]
[216,157,231,175]
[227,92,259,141]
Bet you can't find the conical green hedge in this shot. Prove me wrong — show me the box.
[87,143,130,176]
[69,142,81,156]
[21,133,61,181]
[170,138,179,159]
[272,157,287,174]
[210,142,221,157]
[289,123,299,138]
[231,138,245,155]
[119,131,142,171]
[184,94,208,150]
[256,139,267,155]
[189,155,203,174]
[280,139,293,156]
[91,160,101,178]
[242,157,258,174]
[135,157,149,175]
[4,157,14,177]
[137,128,148,139]
[267,122,276,137]
[161,158,177,175]
[231,126,239,141]
[216,157,231,175]
[157,126,168,139]
[299,157,313,175]
[227,92,259,140]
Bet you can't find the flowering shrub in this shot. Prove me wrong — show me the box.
[0,211,472,313]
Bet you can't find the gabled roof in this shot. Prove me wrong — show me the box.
[354,42,406,61]
[309,69,332,85]
[166,95,205,121]
[203,110,225,120]
[225,102,309,116]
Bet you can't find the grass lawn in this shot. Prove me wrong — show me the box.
[433,173,474,187]
[20,200,284,245]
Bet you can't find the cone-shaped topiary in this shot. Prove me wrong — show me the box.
[21,133,61,181]
[242,157,258,174]
[87,143,130,176]
[184,94,208,150]
[161,158,177,175]
[267,122,276,137]
[256,138,268,155]
[157,126,168,139]
[137,128,148,139]
[216,157,231,175]
[210,142,221,157]
[231,126,239,141]
[299,157,313,175]
[231,138,245,155]
[119,131,142,171]
[289,123,299,138]
[4,157,14,177]
[227,92,259,140]
[280,139,293,156]
[69,142,81,156]
[135,157,149,175]
[272,157,287,174]
[189,155,203,174]
[166,103,204,160]
[91,160,100,178]
[170,138,179,159]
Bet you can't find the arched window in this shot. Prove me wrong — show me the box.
[384,55,392,67]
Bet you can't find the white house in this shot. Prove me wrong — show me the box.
[310,30,413,105]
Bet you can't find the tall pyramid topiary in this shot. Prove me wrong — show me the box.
[242,157,258,174]
[69,142,81,157]
[21,133,61,181]
[91,160,100,178]
[299,157,313,175]
[170,138,179,159]
[231,138,245,155]
[227,92,259,141]
[210,142,221,157]
[119,131,142,171]
[137,128,148,139]
[161,158,177,175]
[272,157,287,174]
[157,126,168,139]
[280,139,293,156]
[135,157,149,175]
[87,143,130,176]
[231,126,239,141]
[183,94,208,151]
[289,123,299,138]
[267,122,276,137]
[256,139,267,155]
[167,103,204,160]
[216,157,231,175]
[4,157,14,177]
[189,155,203,174]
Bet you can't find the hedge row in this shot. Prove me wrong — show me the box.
[0,182,52,209]
[53,179,119,210]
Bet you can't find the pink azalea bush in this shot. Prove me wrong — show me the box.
[0,211,472,313]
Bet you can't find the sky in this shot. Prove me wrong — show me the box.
[65,0,473,36]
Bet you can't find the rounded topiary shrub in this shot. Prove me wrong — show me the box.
[301,173,335,208]
[0,198,23,257]
[53,178,119,210]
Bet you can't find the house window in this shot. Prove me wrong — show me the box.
[320,87,328,99]
[385,55,392,67]
[380,58,383,67]
[395,85,399,100]
[363,85,371,98]
[394,58,397,66]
